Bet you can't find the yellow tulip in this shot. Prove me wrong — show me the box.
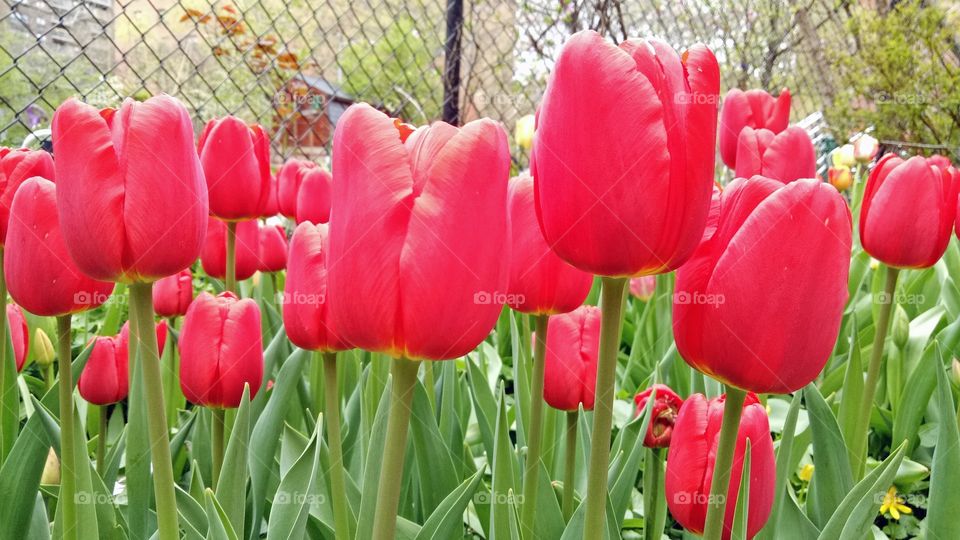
[832,144,855,168]
[515,114,535,150]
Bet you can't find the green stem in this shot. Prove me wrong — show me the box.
[128,282,180,540]
[97,405,108,477]
[56,314,78,540]
[702,386,747,540]
[521,313,549,537]
[642,448,664,540]
[211,408,225,490]
[45,363,55,391]
[563,410,578,521]
[323,352,352,540]
[225,221,237,294]
[371,358,421,540]
[583,277,628,539]
[423,360,436,413]
[851,266,899,479]
[311,357,324,417]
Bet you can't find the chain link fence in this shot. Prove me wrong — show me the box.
[0,0,853,164]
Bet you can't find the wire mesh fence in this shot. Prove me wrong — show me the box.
[0,0,854,164]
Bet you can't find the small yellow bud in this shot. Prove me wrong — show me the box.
[515,114,535,151]
[798,463,814,482]
[34,328,55,367]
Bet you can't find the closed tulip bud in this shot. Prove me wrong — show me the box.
[7,304,28,372]
[534,31,720,277]
[283,222,348,352]
[854,135,879,163]
[951,359,960,387]
[719,88,791,169]
[629,276,657,301]
[929,155,952,170]
[51,96,208,282]
[258,224,287,272]
[674,177,851,393]
[118,319,168,358]
[861,155,958,269]
[33,327,55,367]
[734,126,816,184]
[5,178,115,316]
[542,305,601,411]
[41,448,59,485]
[261,175,280,218]
[78,319,166,405]
[0,148,55,245]
[152,268,193,318]
[277,158,317,218]
[892,305,910,349]
[665,392,775,539]
[200,217,260,281]
[514,114,535,150]
[328,104,510,360]
[633,383,683,448]
[179,292,263,408]
[828,166,853,191]
[295,168,332,224]
[832,144,856,168]
[198,116,272,221]
[506,174,592,314]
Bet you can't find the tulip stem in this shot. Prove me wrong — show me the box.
[128,282,180,540]
[521,313,549,537]
[211,408,225,489]
[371,357,421,540]
[583,276,628,540]
[0,250,8,462]
[642,448,665,540]
[56,314,78,540]
[323,351,352,540]
[97,405,109,477]
[563,410,578,521]
[852,266,899,479]
[225,221,237,294]
[702,386,747,540]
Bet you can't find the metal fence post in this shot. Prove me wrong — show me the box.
[441,0,464,126]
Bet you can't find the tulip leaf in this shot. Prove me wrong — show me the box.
[730,441,751,540]
[267,413,321,540]
[415,467,485,540]
[490,385,519,540]
[204,489,238,540]
[410,378,458,516]
[804,383,854,528]
[466,355,498,460]
[757,391,801,540]
[532,459,565,540]
[559,491,619,540]
[354,371,394,540]
[837,314,864,471]
[175,484,209,540]
[28,492,51,540]
[0,412,55,537]
[922,345,960,539]
[248,348,307,540]
[816,442,904,540]
[125,334,152,539]
[215,385,252,536]
[0,319,18,466]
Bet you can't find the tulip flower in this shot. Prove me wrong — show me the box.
[719,88,791,169]
[51,96,208,283]
[329,102,509,539]
[832,144,856,168]
[78,319,167,407]
[277,158,317,218]
[258,224,287,273]
[629,276,657,301]
[734,126,816,183]
[293,168,332,224]
[0,148,55,245]
[861,155,957,270]
[200,217,260,282]
[634,384,683,448]
[261,175,280,218]
[929,154,952,170]
[828,166,853,191]
[6,304,28,372]
[665,392,775,540]
[152,268,194,318]
[542,305,601,411]
[198,116,272,220]
[534,31,720,536]
[854,135,879,163]
[515,114,534,150]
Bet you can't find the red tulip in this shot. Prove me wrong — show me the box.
[261,175,280,218]
[633,383,683,448]
[200,217,259,281]
[277,158,317,218]
[542,305,600,411]
[295,168,332,224]
[0,148,55,245]
[118,318,168,358]
[665,392,775,540]
[534,31,719,277]
[861,155,958,269]
[929,154,952,170]
[78,319,167,405]
[719,88,791,169]
[7,304,28,372]
[328,104,510,360]
[506,174,592,314]
[853,135,879,163]
[152,268,193,318]
[198,116,272,221]
[258,224,287,272]
[733,126,816,183]
[4,178,114,316]
[179,292,263,408]
[629,276,656,301]
[283,222,348,352]
[674,177,851,393]
[51,96,208,283]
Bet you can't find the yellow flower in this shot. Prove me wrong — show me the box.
[879,486,912,520]
[515,114,535,150]
[798,464,814,482]
[832,144,855,168]
[34,328,55,367]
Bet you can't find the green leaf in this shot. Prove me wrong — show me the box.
[532,460,564,539]
[490,386,519,540]
[0,316,19,466]
[410,378,458,517]
[175,485,208,540]
[215,386,252,536]
[757,392,801,540]
[922,345,960,539]
[415,468,485,540]
[204,489,239,540]
[804,384,854,528]
[125,334,151,539]
[0,413,55,537]
[354,371,394,540]
[267,415,322,540]
[837,315,864,471]
[730,441,751,540]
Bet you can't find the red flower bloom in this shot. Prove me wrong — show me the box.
[633,383,683,448]
[78,319,167,405]
[0,148,55,245]
[733,126,816,184]
[542,305,600,411]
[198,116,272,221]
[152,268,193,318]
[719,88,791,169]
[283,222,348,352]
[7,304,28,372]
[258,224,287,272]
[295,168,332,225]
[277,158,317,218]
[200,217,260,281]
